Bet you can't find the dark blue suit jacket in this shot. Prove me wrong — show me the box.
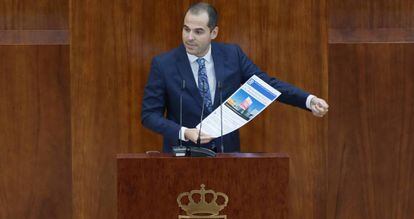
[141,42,310,152]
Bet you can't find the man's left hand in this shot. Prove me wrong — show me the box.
[310,97,329,117]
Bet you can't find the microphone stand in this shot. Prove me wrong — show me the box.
[179,80,185,148]
[173,80,189,157]
[192,80,216,157]
[197,81,206,147]
[173,80,215,157]
[218,81,224,153]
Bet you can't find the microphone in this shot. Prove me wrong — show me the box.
[197,81,206,146]
[173,80,188,157]
[173,79,216,157]
[173,80,216,157]
[218,81,224,153]
[179,80,185,147]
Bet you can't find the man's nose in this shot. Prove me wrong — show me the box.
[188,32,194,40]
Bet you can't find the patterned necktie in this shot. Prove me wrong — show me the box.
[196,58,213,112]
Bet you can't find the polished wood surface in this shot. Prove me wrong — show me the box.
[329,28,414,43]
[328,2,414,218]
[328,43,414,219]
[0,45,71,219]
[1,1,70,218]
[118,152,289,159]
[71,1,171,218]
[118,153,289,218]
[0,30,69,45]
[329,0,414,43]
[329,0,414,29]
[71,1,327,218]
[0,0,68,29]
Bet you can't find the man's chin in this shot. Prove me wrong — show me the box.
[185,48,199,56]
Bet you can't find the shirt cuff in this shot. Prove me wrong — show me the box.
[306,94,316,110]
[179,127,189,141]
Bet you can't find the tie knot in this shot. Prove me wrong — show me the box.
[196,58,206,66]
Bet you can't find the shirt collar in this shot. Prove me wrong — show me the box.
[186,44,213,64]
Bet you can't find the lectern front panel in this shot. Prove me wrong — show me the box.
[117,153,289,219]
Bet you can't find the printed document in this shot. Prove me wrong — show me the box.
[196,75,281,137]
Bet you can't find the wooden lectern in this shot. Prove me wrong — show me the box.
[117,153,289,219]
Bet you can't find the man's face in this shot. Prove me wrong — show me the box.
[182,11,218,57]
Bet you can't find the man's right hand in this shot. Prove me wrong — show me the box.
[184,128,214,144]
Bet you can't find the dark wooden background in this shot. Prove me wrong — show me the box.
[0,0,413,219]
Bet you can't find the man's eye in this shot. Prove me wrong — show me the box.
[195,30,204,35]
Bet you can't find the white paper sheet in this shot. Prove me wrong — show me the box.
[196,75,281,137]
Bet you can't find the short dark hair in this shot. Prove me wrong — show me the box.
[186,2,218,30]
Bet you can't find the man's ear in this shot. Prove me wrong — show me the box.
[211,26,219,40]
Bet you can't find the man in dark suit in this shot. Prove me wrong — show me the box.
[141,2,328,152]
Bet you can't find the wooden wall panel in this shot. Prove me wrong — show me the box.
[328,44,414,219]
[328,1,414,219]
[0,30,69,45]
[329,0,414,43]
[71,1,175,218]
[0,45,71,219]
[329,0,414,29]
[71,0,327,219]
[0,0,68,29]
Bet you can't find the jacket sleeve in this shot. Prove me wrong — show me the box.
[141,57,181,145]
[235,45,310,110]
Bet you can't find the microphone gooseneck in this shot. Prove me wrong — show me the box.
[179,80,185,147]
[172,79,216,157]
[218,81,224,153]
[197,81,206,147]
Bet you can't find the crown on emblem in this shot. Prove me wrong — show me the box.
[177,184,229,216]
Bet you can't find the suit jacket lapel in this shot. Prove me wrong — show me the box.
[176,44,203,108]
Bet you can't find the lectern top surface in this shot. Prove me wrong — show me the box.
[116,152,289,159]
